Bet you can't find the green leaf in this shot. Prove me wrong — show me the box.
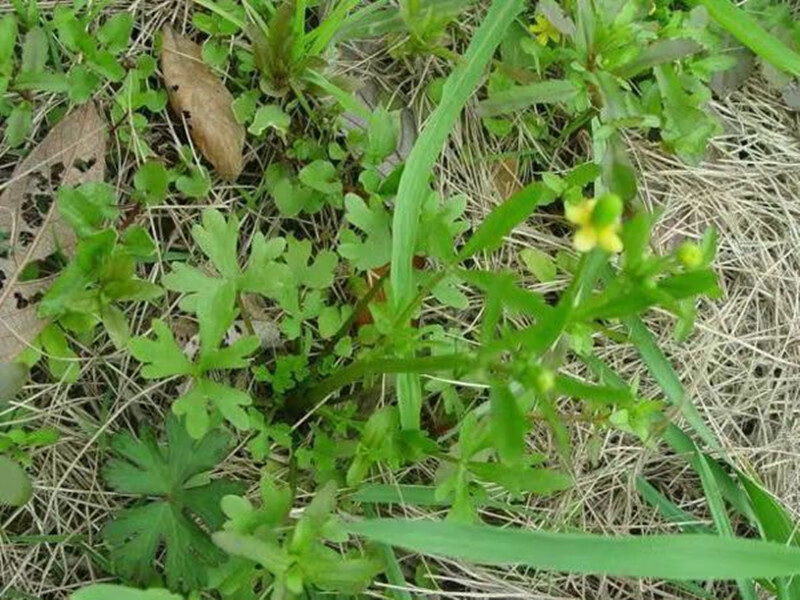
[129,320,195,379]
[458,182,555,260]
[5,101,32,148]
[98,13,134,54]
[696,452,758,600]
[489,384,526,465]
[57,182,119,236]
[468,463,572,495]
[318,305,343,339]
[0,455,32,506]
[134,161,170,205]
[365,106,399,164]
[698,0,800,76]
[192,209,241,280]
[213,530,292,575]
[348,519,800,580]
[101,305,130,349]
[14,71,70,93]
[739,474,800,599]
[21,27,49,73]
[196,281,238,363]
[478,79,580,117]
[298,160,342,195]
[103,416,242,591]
[520,248,556,282]
[40,324,80,383]
[68,64,101,103]
[338,193,392,271]
[174,379,252,438]
[232,90,259,124]
[284,237,339,290]
[0,15,18,75]
[391,0,525,308]
[248,104,291,137]
[615,38,702,79]
[71,584,183,600]
[176,165,211,198]
[88,49,126,81]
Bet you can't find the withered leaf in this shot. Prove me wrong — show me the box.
[492,157,521,200]
[0,102,107,362]
[161,27,245,181]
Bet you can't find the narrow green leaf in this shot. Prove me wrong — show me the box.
[71,584,183,600]
[392,0,524,308]
[696,452,758,600]
[347,519,800,580]
[489,384,525,465]
[353,485,445,506]
[739,474,800,599]
[636,477,712,534]
[458,182,556,260]
[698,0,800,76]
[477,79,580,117]
[390,0,524,430]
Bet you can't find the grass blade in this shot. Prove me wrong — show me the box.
[389,0,524,429]
[636,477,712,534]
[347,519,800,580]
[696,452,758,600]
[476,80,580,117]
[698,0,800,76]
[390,0,524,309]
[739,474,800,599]
[621,313,723,454]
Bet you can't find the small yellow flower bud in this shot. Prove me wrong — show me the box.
[677,242,702,268]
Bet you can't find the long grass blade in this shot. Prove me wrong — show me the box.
[389,0,524,429]
[696,452,758,600]
[347,519,800,580]
[698,0,800,76]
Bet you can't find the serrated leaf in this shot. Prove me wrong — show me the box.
[103,416,242,591]
[129,320,195,379]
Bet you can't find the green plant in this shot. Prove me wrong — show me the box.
[102,415,242,591]
[212,476,381,598]
[7,0,800,598]
[0,5,135,146]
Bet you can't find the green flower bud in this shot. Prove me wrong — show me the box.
[677,241,702,269]
[536,369,555,393]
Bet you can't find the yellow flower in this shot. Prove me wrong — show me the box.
[528,14,561,46]
[565,194,624,254]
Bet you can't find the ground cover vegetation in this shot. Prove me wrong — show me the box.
[2,0,800,598]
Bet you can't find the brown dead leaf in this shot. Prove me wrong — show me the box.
[492,157,521,199]
[0,102,107,362]
[161,27,245,181]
